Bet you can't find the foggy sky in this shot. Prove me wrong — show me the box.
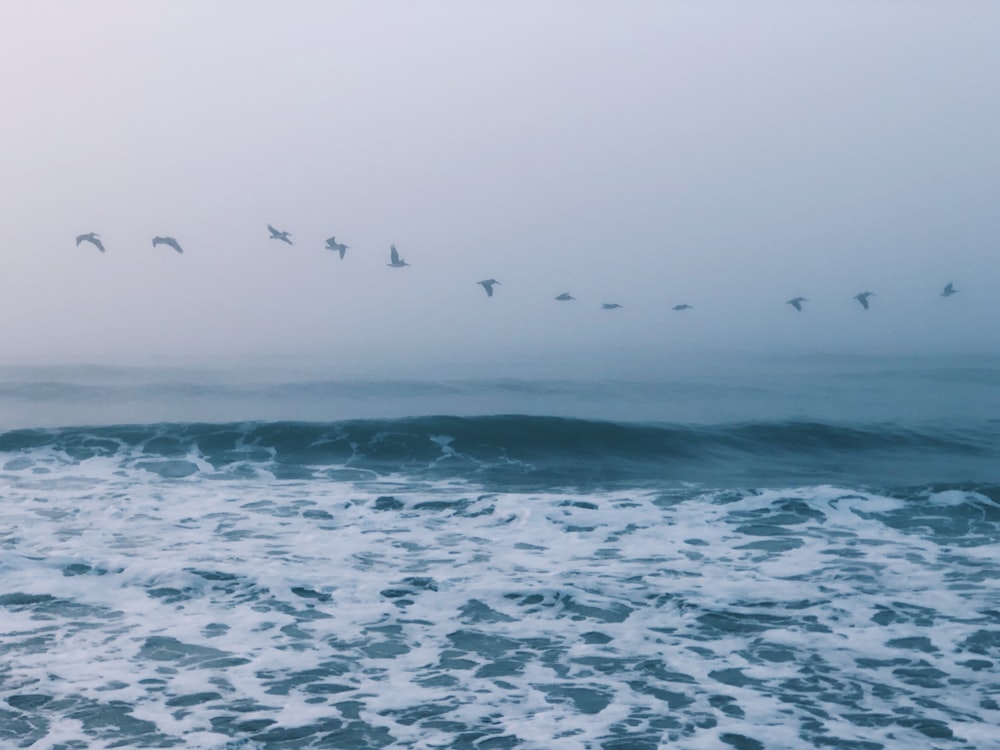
[2,1,998,377]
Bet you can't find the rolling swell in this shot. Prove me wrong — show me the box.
[2,415,998,488]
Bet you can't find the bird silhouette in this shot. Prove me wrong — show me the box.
[325,237,349,259]
[76,233,105,253]
[478,279,500,297]
[672,304,692,311]
[602,303,622,310]
[940,282,958,297]
[854,292,875,310]
[152,236,183,254]
[388,244,409,267]
[787,297,808,311]
[267,224,292,244]
[555,292,575,301]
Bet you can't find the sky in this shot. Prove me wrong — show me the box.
[1,1,998,377]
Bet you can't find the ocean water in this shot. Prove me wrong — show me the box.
[1,357,999,749]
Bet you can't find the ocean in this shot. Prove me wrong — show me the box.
[1,356,999,749]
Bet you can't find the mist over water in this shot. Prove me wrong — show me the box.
[1,352,997,429]
[2,2,999,366]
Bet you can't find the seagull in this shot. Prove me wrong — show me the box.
[672,304,692,311]
[268,224,293,245]
[555,292,575,301]
[388,244,409,267]
[853,292,875,310]
[601,303,622,310]
[478,279,500,297]
[76,233,105,253]
[325,237,349,259]
[787,297,808,311]
[940,282,958,297]
[152,236,183,254]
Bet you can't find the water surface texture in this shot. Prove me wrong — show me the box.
[1,360,999,748]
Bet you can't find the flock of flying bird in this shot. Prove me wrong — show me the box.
[74,226,962,310]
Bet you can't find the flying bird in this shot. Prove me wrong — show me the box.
[555,292,575,301]
[478,279,500,297]
[325,236,349,259]
[672,304,692,311]
[152,236,183,254]
[388,244,409,267]
[602,303,622,310]
[268,224,293,244]
[787,297,808,311]
[853,292,875,310]
[76,233,105,253]
[940,282,958,297]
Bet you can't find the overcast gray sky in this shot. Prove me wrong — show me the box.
[1,1,997,376]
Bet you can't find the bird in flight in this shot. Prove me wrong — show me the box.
[325,237,349,259]
[388,244,409,267]
[555,292,575,301]
[478,279,500,297]
[940,282,958,297]
[152,236,183,254]
[268,224,292,244]
[787,297,808,311]
[672,304,692,311]
[853,292,875,310]
[76,233,105,253]
[602,303,622,310]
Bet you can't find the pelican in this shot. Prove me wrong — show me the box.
[940,282,958,297]
[853,292,875,310]
[388,244,409,267]
[75,233,105,253]
[268,224,292,244]
[478,279,500,297]
[325,237,349,259]
[152,236,183,254]
[602,303,622,310]
[555,292,575,301]
[672,304,692,311]
[787,297,808,311]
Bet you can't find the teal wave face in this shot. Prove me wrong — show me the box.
[2,416,999,489]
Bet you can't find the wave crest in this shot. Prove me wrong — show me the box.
[2,416,998,489]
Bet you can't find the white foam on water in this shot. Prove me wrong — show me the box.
[1,453,998,748]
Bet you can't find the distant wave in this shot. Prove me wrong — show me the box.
[0,379,474,402]
[3,416,998,489]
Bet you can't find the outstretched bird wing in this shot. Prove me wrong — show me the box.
[152,236,183,253]
[390,244,400,264]
[77,234,105,252]
[76,233,98,249]
[268,224,291,242]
